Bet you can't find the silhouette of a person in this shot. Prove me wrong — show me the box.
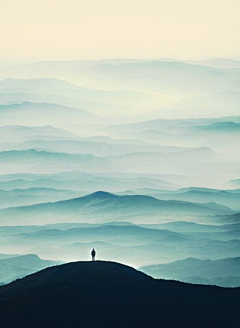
[91,248,96,261]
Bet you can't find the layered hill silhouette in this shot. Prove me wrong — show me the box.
[0,261,239,327]
[140,257,240,287]
[0,191,233,225]
[0,171,179,192]
[0,254,61,284]
[129,187,240,211]
[0,125,76,141]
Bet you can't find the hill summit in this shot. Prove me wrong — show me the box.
[86,191,117,199]
[0,261,239,327]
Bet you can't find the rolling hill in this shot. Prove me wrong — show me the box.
[0,261,239,327]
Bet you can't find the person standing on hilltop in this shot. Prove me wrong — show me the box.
[91,248,96,261]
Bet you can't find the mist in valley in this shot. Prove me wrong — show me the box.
[0,58,240,288]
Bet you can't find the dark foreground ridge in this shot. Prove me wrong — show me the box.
[0,261,239,327]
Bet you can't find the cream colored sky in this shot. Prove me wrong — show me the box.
[0,0,239,62]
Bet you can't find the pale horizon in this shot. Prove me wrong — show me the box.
[1,56,240,67]
[1,0,240,62]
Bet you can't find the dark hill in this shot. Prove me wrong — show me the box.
[0,261,239,327]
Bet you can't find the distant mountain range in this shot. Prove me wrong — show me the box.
[192,122,240,133]
[139,257,240,287]
[0,191,233,225]
[0,188,82,209]
[0,77,154,118]
[101,116,240,138]
[0,147,226,177]
[1,60,240,121]
[0,171,179,192]
[0,261,239,327]
[187,58,240,69]
[122,187,240,211]
[141,220,240,233]
[0,254,61,284]
[0,102,93,125]
[0,220,239,266]
[0,149,109,173]
[2,138,192,156]
[0,125,76,142]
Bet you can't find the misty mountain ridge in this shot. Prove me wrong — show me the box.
[129,186,240,210]
[193,122,240,133]
[4,138,193,156]
[0,101,94,121]
[0,124,76,141]
[0,254,61,284]
[139,256,240,287]
[0,191,234,225]
[0,77,154,117]
[0,219,240,266]
[0,171,179,192]
[0,147,226,179]
[0,187,81,209]
[187,58,240,69]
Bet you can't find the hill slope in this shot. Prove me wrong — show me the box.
[0,261,239,327]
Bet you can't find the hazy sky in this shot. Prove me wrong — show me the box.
[1,0,240,62]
